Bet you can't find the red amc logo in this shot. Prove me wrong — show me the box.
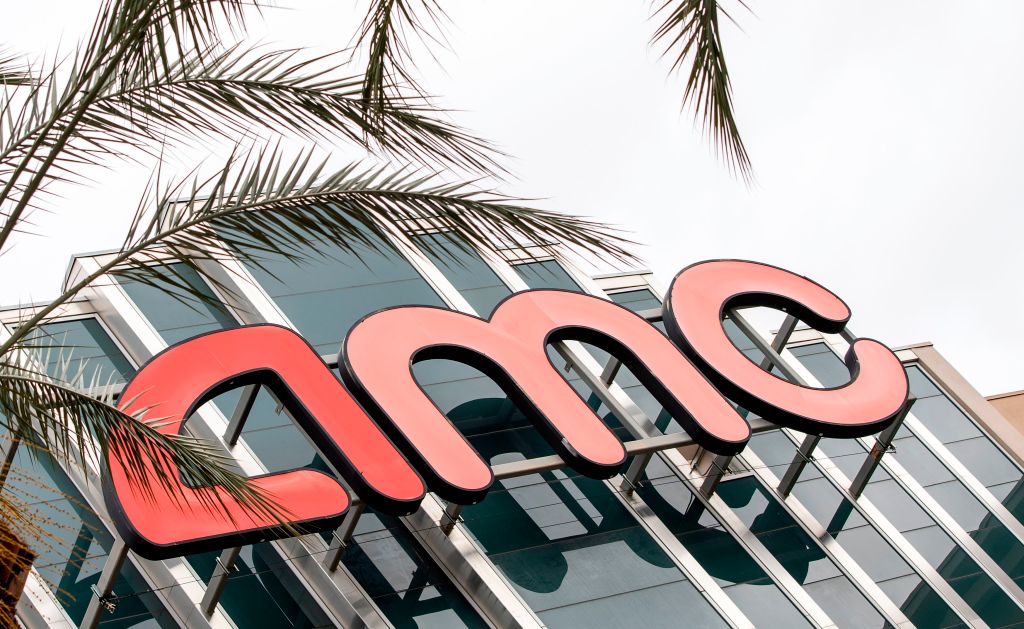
[103,260,908,559]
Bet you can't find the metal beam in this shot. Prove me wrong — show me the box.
[440,502,463,535]
[758,315,798,372]
[620,452,653,496]
[849,397,915,498]
[79,538,128,629]
[223,384,259,446]
[699,454,733,497]
[200,546,241,616]
[777,433,821,498]
[488,421,773,482]
[323,502,366,571]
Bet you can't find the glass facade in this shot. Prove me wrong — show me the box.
[9,233,1024,629]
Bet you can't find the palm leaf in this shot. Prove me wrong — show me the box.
[652,0,752,179]
[0,51,32,87]
[354,1,448,130]
[0,357,281,520]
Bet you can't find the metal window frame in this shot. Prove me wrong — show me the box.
[772,330,1024,621]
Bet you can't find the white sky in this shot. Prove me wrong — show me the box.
[2,1,1023,395]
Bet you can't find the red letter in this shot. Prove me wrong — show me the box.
[104,325,424,560]
[339,290,749,504]
[663,260,908,437]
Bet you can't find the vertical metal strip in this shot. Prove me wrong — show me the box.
[776,425,985,627]
[79,539,128,629]
[738,447,913,627]
[754,330,994,626]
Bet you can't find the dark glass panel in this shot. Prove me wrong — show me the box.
[815,438,871,480]
[413,232,511,316]
[905,365,942,400]
[877,574,964,629]
[945,436,1021,488]
[202,386,484,627]
[947,571,1024,627]
[341,509,486,628]
[116,263,238,345]
[634,457,810,626]
[232,224,445,355]
[789,344,850,387]
[891,435,955,486]
[716,477,884,626]
[4,445,171,626]
[923,481,992,533]
[414,358,728,628]
[186,545,328,628]
[513,260,582,291]
[909,396,982,444]
[24,318,135,385]
[861,479,932,532]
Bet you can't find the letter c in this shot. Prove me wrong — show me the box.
[663,260,908,437]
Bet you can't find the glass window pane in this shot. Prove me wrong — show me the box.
[231,223,445,355]
[891,435,956,487]
[910,396,982,444]
[413,232,511,317]
[945,436,1022,488]
[4,445,171,626]
[117,263,238,345]
[790,346,850,387]
[414,358,728,628]
[635,459,811,627]
[22,318,135,386]
[717,477,884,626]
[905,365,942,400]
[607,289,662,312]
[513,260,582,291]
[187,544,330,628]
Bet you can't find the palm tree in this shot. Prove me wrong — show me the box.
[0,0,743,622]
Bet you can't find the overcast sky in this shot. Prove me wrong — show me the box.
[2,1,1023,396]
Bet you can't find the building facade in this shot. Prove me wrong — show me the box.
[7,224,1024,629]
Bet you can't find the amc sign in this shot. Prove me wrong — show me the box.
[102,260,909,560]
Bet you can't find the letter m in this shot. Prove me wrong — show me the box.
[338,290,749,505]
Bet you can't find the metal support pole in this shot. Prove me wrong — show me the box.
[201,546,241,616]
[323,502,366,571]
[700,454,733,497]
[600,355,622,386]
[440,502,464,535]
[224,384,259,446]
[758,315,798,372]
[79,538,128,629]
[621,452,653,496]
[727,311,805,384]
[849,398,915,498]
[777,433,821,498]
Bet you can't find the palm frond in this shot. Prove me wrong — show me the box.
[0,357,281,520]
[5,45,494,175]
[355,1,449,133]
[0,51,32,87]
[125,145,635,275]
[652,0,752,180]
